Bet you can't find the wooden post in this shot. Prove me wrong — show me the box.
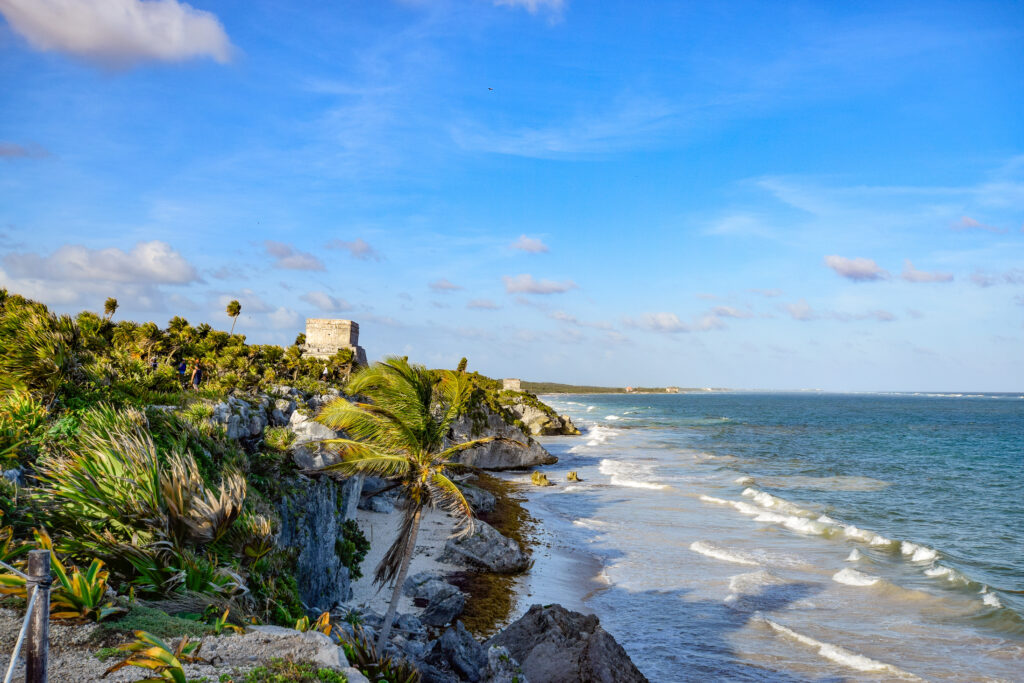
[25,549,49,683]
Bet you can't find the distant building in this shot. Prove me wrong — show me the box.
[303,318,368,365]
[625,386,635,393]
[666,386,680,393]
[503,378,522,391]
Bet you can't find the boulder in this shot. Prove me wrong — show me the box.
[287,410,340,470]
[423,590,467,628]
[448,406,556,471]
[442,520,530,574]
[458,483,496,514]
[486,604,647,683]
[482,646,529,683]
[428,622,487,683]
[403,572,467,627]
[364,496,395,513]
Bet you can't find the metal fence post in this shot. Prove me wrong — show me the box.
[25,550,49,683]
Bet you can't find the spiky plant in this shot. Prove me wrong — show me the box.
[316,357,519,650]
[0,303,82,401]
[105,631,203,683]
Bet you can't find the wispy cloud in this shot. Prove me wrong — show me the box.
[325,238,382,261]
[493,0,565,14]
[0,142,49,159]
[970,269,1024,288]
[301,291,352,312]
[264,241,325,271]
[429,278,462,292]
[0,0,233,67]
[952,216,1006,234]
[824,255,889,282]
[216,290,272,314]
[710,306,753,319]
[783,300,896,322]
[901,260,953,283]
[749,288,783,297]
[549,310,613,330]
[623,311,725,334]
[510,235,549,253]
[267,307,300,330]
[503,273,577,295]
[467,298,501,310]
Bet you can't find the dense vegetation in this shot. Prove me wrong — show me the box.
[0,288,363,631]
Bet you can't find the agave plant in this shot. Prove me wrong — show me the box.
[104,631,204,683]
[340,625,421,683]
[208,607,243,635]
[294,611,333,637]
[1,529,125,621]
[231,513,275,563]
[161,453,245,546]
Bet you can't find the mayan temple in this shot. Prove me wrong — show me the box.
[303,318,368,365]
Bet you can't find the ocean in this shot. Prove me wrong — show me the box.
[524,392,1024,682]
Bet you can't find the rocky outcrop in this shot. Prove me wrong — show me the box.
[427,622,488,683]
[442,519,530,574]
[502,396,580,436]
[208,625,359,675]
[287,410,341,470]
[209,396,271,439]
[482,646,529,683]
[486,604,648,683]
[404,571,467,627]
[457,482,496,514]
[277,474,363,612]
[449,406,556,470]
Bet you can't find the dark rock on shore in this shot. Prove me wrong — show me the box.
[448,406,557,470]
[404,571,468,627]
[487,604,648,683]
[442,519,531,573]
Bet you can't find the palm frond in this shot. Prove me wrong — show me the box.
[435,436,525,462]
[425,472,474,538]
[318,454,411,479]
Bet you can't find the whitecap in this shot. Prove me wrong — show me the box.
[599,459,667,490]
[605,415,620,421]
[833,568,880,587]
[900,541,938,562]
[760,619,923,679]
[981,589,1003,608]
[690,541,760,567]
[845,548,862,562]
[741,487,816,517]
[734,476,755,485]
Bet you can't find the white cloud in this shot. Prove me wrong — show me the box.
[325,238,382,261]
[901,260,953,283]
[510,235,549,253]
[264,241,325,271]
[0,0,232,67]
[429,278,462,292]
[3,240,198,284]
[785,299,817,321]
[503,273,577,295]
[301,291,352,312]
[824,255,889,282]
[267,307,300,330]
[467,299,501,310]
[750,288,783,297]
[624,312,690,334]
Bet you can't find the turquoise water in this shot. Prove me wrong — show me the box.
[529,392,1024,682]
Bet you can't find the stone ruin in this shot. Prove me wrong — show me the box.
[303,318,368,365]
[502,378,522,391]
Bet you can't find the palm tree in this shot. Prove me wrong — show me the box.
[315,357,516,651]
[226,300,241,335]
[104,297,119,321]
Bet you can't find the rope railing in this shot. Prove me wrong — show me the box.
[1,550,51,683]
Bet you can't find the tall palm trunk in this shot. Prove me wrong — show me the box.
[376,506,422,652]
[229,316,238,335]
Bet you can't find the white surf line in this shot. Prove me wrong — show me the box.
[759,617,925,680]
[690,540,760,567]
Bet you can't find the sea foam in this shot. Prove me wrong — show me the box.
[833,568,880,587]
[760,619,923,679]
[599,459,667,490]
[690,541,759,566]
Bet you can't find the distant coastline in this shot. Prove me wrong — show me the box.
[522,380,729,395]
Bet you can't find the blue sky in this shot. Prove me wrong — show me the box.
[1,0,1022,391]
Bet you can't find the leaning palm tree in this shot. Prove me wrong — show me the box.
[315,357,515,651]
[226,300,241,335]
[103,297,119,321]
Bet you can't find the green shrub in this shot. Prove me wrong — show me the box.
[233,658,349,682]
[335,520,370,581]
[262,426,294,452]
[0,388,48,464]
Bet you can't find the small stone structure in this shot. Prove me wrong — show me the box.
[502,378,522,391]
[303,318,368,365]
[665,386,680,393]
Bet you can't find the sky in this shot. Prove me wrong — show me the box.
[1,0,1022,391]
